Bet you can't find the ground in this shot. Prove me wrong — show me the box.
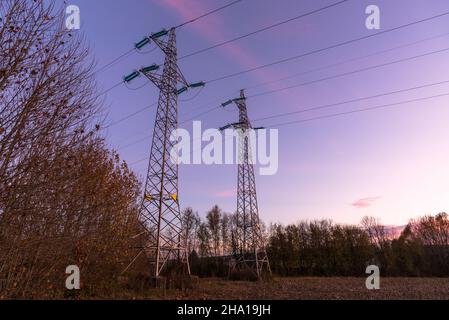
[141,277,449,300]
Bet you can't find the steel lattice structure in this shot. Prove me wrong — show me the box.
[223,89,271,278]
[138,28,190,278]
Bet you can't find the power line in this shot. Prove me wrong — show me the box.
[180,86,205,102]
[94,0,243,75]
[101,9,449,140]
[180,106,222,125]
[184,45,449,122]
[95,76,148,101]
[103,84,211,131]
[125,79,150,91]
[102,102,157,130]
[127,80,449,166]
[128,91,449,167]
[178,31,449,119]
[95,76,151,111]
[263,91,449,128]
[94,49,135,75]
[119,46,449,159]
[105,93,210,131]
[105,31,449,130]
[128,135,205,167]
[101,6,449,125]
[94,42,157,75]
[245,31,449,92]
[95,7,449,115]
[175,0,244,29]
[116,104,220,152]
[117,134,152,151]
[119,1,349,102]
[129,156,151,166]
[247,46,449,99]
[114,76,449,152]
[252,79,449,123]
[96,80,124,97]
[88,1,245,124]
[179,0,349,59]
[206,10,449,83]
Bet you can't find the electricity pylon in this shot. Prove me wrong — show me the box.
[124,28,204,278]
[221,89,271,279]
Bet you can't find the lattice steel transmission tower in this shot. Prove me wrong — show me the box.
[221,89,271,278]
[126,28,204,278]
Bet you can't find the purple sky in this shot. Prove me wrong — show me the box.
[70,0,449,226]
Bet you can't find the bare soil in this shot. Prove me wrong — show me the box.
[141,277,449,300]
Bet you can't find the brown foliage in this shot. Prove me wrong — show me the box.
[0,138,143,298]
[0,1,144,299]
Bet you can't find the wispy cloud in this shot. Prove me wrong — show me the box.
[352,197,381,209]
[214,189,235,198]
[155,0,285,88]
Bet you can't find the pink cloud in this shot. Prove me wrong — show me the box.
[155,0,286,89]
[214,189,235,198]
[352,197,381,209]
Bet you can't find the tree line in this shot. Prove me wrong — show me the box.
[267,214,449,277]
[181,207,449,279]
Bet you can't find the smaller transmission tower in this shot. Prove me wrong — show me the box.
[221,89,271,278]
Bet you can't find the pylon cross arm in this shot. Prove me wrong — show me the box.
[140,70,186,91]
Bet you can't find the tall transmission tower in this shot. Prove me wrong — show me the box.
[221,89,271,278]
[125,28,204,279]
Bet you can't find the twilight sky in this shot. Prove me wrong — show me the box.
[68,0,449,226]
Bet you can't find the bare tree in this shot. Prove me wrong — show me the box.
[182,207,200,254]
[197,223,211,257]
[220,213,230,255]
[206,205,221,256]
[361,216,390,249]
[0,0,101,194]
